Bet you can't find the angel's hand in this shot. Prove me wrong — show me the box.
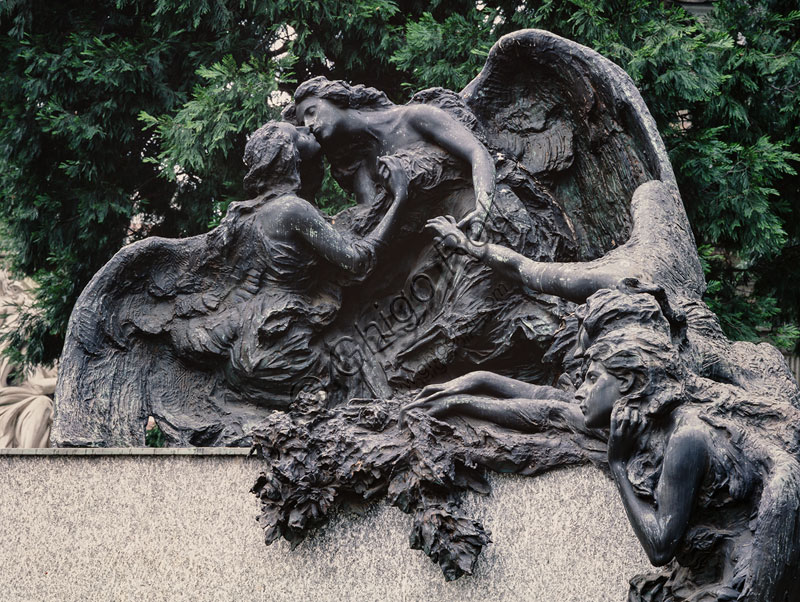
[377,156,409,207]
[399,373,490,427]
[608,406,646,463]
[411,373,483,405]
[425,215,470,253]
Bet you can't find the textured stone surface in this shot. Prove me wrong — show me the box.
[0,457,649,601]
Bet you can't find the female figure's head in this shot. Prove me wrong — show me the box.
[574,290,683,429]
[287,77,394,144]
[575,352,627,429]
[243,121,323,200]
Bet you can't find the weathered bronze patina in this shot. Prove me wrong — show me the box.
[54,30,800,600]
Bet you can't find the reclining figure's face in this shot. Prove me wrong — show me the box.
[294,125,321,160]
[576,360,623,429]
[295,97,354,144]
[292,125,323,199]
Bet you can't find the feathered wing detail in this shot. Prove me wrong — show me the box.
[461,29,691,265]
[53,234,235,447]
[54,202,343,447]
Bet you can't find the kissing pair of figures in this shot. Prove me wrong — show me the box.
[240,74,494,284]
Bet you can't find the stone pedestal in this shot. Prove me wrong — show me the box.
[0,453,650,601]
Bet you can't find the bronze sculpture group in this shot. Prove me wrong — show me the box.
[53,30,800,601]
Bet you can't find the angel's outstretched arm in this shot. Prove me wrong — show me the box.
[405,394,585,434]
[427,216,621,303]
[410,371,571,406]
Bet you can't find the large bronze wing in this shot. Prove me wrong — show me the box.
[461,29,703,300]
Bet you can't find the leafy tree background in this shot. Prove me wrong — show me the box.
[1,0,798,366]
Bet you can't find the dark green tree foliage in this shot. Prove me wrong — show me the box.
[1,0,798,364]
[138,54,289,229]
[0,0,282,363]
[391,9,496,91]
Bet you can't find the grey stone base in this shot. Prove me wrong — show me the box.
[0,456,650,601]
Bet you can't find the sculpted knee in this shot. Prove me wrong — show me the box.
[23,395,54,423]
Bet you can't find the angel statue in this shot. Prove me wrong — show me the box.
[54,29,800,598]
[53,121,404,446]
[58,29,608,445]
[246,30,800,600]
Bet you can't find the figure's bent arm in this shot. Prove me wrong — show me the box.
[286,193,404,275]
[293,205,371,273]
[609,425,707,566]
[281,199,380,275]
[409,105,495,220]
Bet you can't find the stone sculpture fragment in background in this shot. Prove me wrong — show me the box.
[0,269,55,448]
